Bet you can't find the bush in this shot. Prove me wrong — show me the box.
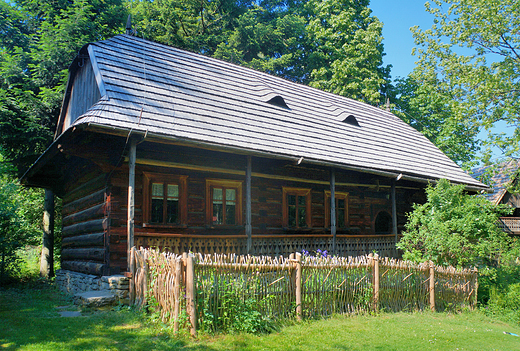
[398,179,512,268]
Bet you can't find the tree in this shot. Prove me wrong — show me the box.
[394,0,520,166]
[0,0,126,174]
[130,0,390,104]
[397,179,512,268]
[0,154,43,284]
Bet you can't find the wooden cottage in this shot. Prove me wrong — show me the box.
[473,159,520,235]
[22,34,487,276]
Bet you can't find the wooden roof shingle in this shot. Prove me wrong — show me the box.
[62,34,485,189]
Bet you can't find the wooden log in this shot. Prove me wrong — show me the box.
[62,218,106,237]
[186,254,197,337]
[430,261,435,312]
[63,188,106,217]
[61,248,105,261]
[62,203,104,227]
[373,254,379,312]
[127,138,137,271]
[40,189,55,278]
[62,232,104,247]
[61,260,105,275]
[63,173,105,204]
[295,252,302,321]
[129,247,136,305]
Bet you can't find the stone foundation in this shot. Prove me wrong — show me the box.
[55,269,130,304]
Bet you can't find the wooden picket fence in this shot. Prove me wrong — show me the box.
[129,247,478,336]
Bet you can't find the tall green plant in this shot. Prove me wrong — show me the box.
[398,179,512,268]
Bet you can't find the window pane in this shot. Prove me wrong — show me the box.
[288,205,296,227]
[213,203,223,224]
[167,184,179,198]
[298,207,306,227]
[337,208,345,228]
[167,199,178,224]
[213,188,223,203]
[298,195,306,207]
[225,204,235,225]
[337,198,345,209]
[288,194,296,206]
[152,183,164,198]
[151,199,163,223]
[225,188,236,201]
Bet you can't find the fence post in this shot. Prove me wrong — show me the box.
[173,257,182,333]
[429,261,435,312]
[473,267,478,310]
[373,254,379,312]
[295,252,302,321]
[142,250,149,308]
[129,247,136,305]
[186,254,197,337]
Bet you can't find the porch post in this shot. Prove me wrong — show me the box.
[40,189,54,278]
[391,179,398,251]
[330,168,336,255]
[246,155,252,253]
[127,137,137,270]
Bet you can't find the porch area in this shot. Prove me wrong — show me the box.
[497,217,520,235]
[134,234,400,258]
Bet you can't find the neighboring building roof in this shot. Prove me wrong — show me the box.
[49,35,486,189]
[472,159,519,205]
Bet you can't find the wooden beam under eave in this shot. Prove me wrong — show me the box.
[246,156,252,253]
[330,168,336,255]
[127,138,137,270]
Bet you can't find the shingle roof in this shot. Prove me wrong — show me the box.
[66,34,485,189]
[472,159,519,204]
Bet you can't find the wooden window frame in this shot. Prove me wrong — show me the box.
[205,179,243,226]
[324,191,349,229]
[282,187,312,229]
[143,172,188,228]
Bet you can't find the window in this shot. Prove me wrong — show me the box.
[325,191,349,229]
[206,179,243,226]
[143,173,187,226]
[282,187,311,229]
[375,211,392,234]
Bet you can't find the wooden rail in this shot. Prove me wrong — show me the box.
[497,217,520,234]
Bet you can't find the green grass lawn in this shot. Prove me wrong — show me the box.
[1,282,519,350]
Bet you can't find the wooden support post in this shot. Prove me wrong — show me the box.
[246,155,252,253]
[372,254,380,312]
[295,252,302,321]
[186,254,197,337]
[174,257,182,333]
[129,247,136,305]
[330,169,336,255]
[127,138,137,270]
[40,189,55,278]
[429,261,435,312]
[473,268,478,309]
[143,250,149,308]
[391,179,398,255]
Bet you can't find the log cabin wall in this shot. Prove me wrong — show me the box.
[103,143,425,263]
[61,161,109,275]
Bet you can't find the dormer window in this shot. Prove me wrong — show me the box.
[267,95,289,109]
[343,115,360,126]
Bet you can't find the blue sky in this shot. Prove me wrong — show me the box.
[369,0,433,79]
[369,1,510,162]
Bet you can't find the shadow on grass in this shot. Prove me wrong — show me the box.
[0,281,217,351]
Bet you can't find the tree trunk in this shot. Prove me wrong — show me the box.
[40,189,55,278]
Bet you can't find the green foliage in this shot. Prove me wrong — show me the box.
[131,0,390,105]
[197,279,275,334]
[393,0,520,166]
[0,155,44,284]
[0,0,126,172]
[398,179,512,268]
